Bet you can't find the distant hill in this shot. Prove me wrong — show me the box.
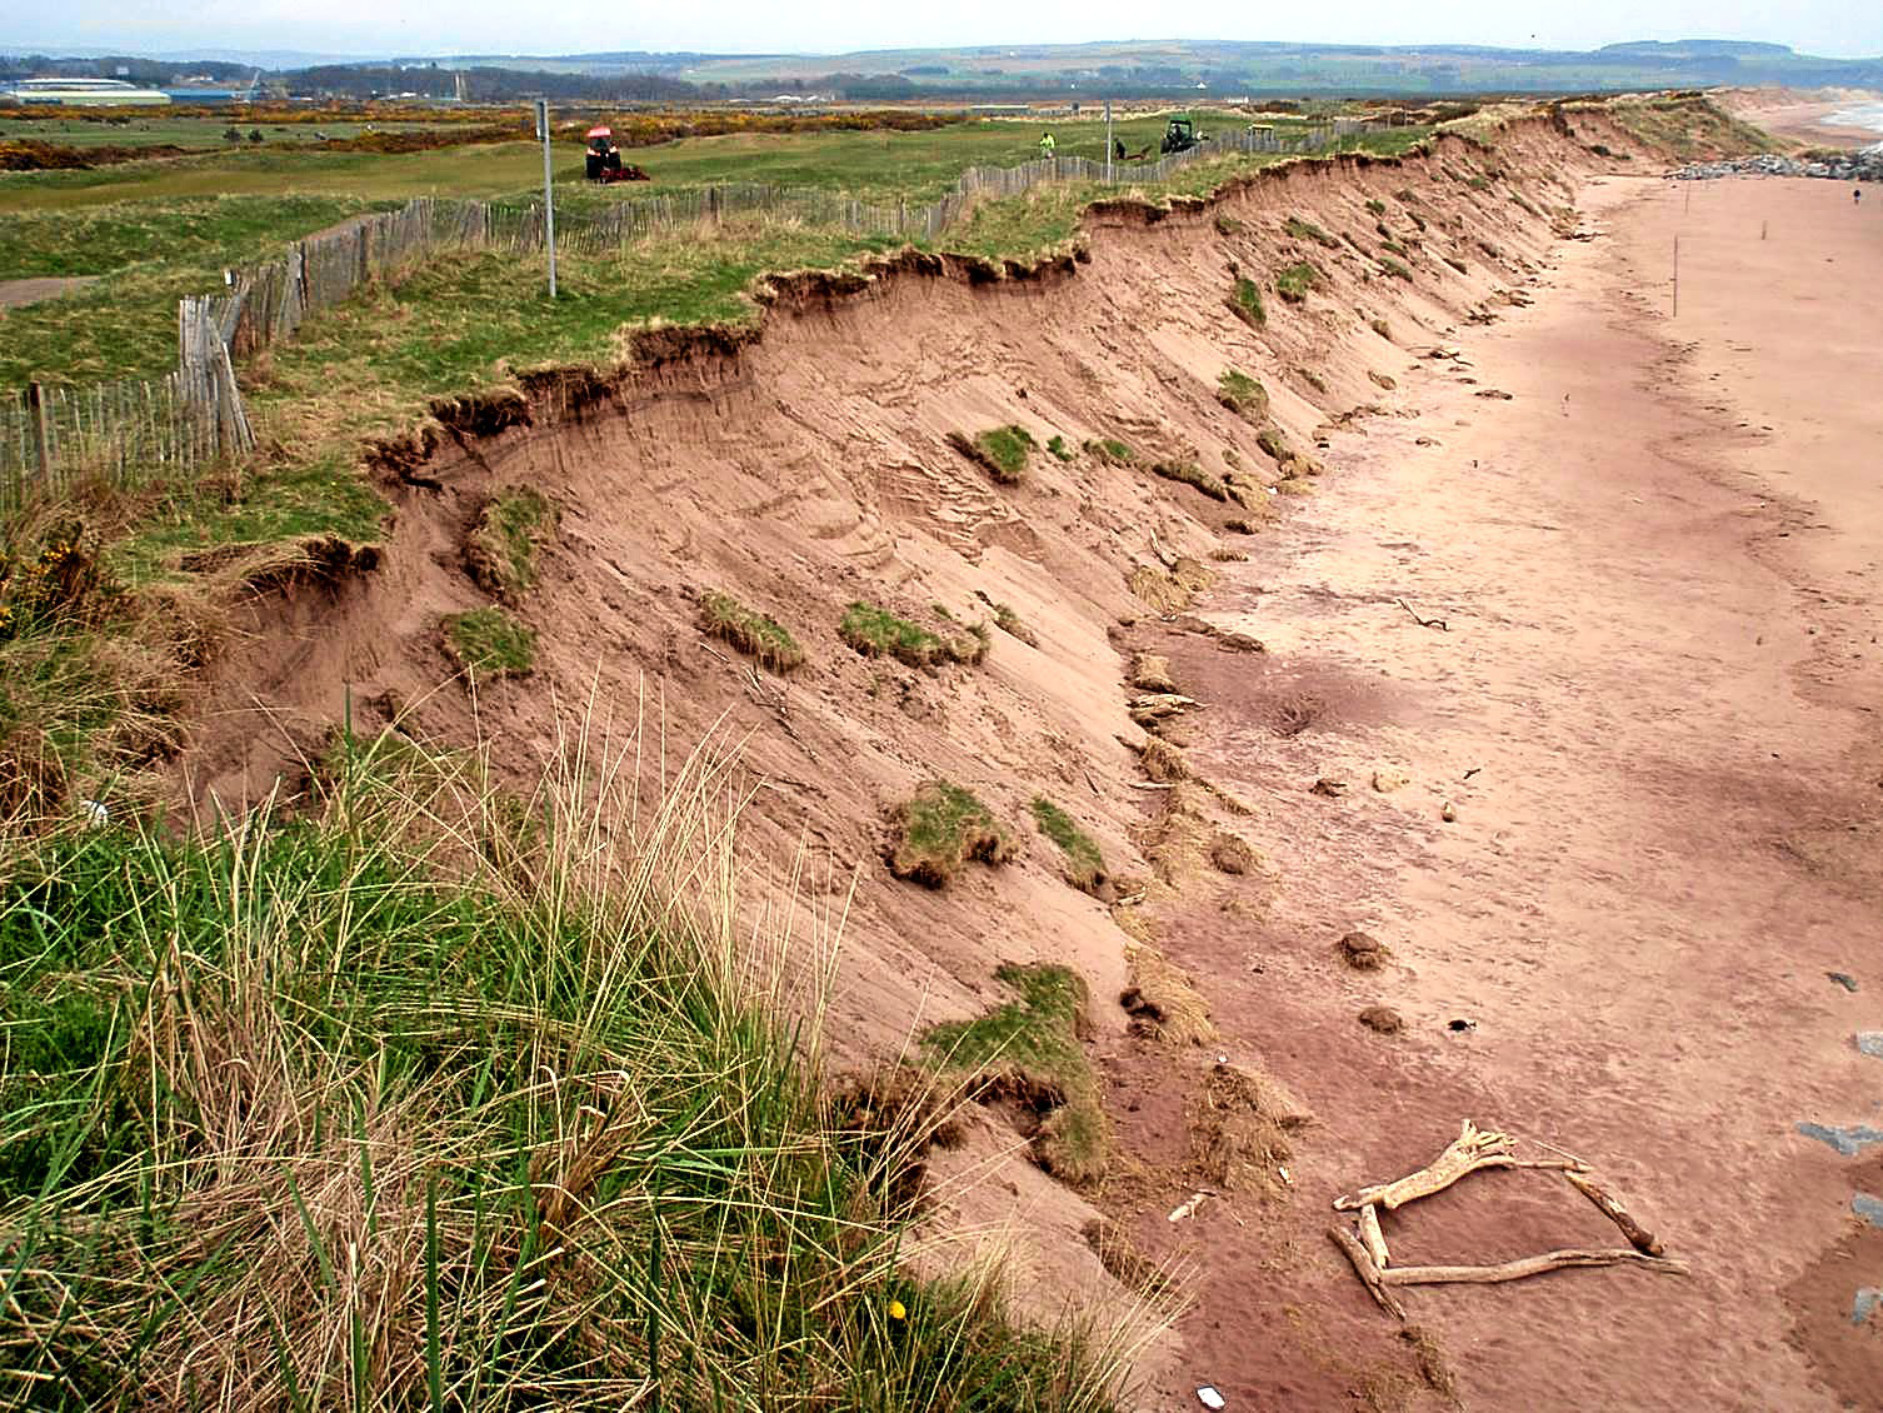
[6,36,1881,100]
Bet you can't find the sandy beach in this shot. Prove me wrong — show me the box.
[1138,175,1883,1407]
[1727,92,1883,149]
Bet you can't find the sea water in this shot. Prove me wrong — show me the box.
[1826,101,1883,151]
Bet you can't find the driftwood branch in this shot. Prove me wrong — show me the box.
[1358,1204,1391,1270]
[1396,596,1449,632]
[1565,1170,1664,1257]
[1335,1119,1514,1211]
[1328,1225,1407,1320]
[1381,1248,1690,1286]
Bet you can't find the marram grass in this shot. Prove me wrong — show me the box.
[0,718,1158,1408]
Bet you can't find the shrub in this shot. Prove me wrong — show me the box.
[1365,198,1386,216]
[1083,438,1135,467]
[698,590,805,672]
[1378,256,1414,282]
[1046,434,1074,463]
[886,781,1016,886]
[1228,277,1266,329]
[1216,368,1269,420]
[1031,798,1106,894]
[443,605,535,680]
[1275,262,1323,304]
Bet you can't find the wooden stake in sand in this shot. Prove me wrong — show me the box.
[1328,1120,1690,1319]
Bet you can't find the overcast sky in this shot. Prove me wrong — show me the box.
[12,0,1881,62]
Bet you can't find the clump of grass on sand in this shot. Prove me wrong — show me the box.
[698,589,805,672]
[1379,255,1414,281]
[1046,434,1075,463]
[1284,215,1341,250]
[1228,276,1266,329]
[924,963,1106,1183]
[1149,460,1228,502]
[443,604,535,680]
[948,426,1034,485]
[976,593,1040,647]
[0,729,1141,1406]
[841,602,986,668]
[885,780,1017,886]
[1031,797,1107,894]
[463,486,554,602]
[1275,261,1324,304]
[1216,368,1269,421]
[1084,437,1136,467]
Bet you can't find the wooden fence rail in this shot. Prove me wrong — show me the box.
[1,120,1358,517]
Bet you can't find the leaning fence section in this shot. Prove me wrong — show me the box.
[4,119,1367,515]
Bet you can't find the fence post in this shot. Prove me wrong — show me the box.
[26,382,50,481]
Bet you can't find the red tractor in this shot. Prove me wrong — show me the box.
[584,126,649,183]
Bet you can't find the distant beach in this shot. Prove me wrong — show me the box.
[1826,101,1883,143]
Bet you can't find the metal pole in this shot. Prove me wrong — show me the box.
[1672,234,1680,318]
[1105,99,1113,184]
[536,98,557,300]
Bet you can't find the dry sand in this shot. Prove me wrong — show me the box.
[1137,175,1883,1407]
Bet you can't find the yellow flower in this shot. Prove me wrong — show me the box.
[887,1299,906,1322]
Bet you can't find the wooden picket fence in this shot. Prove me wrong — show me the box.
[0,119,1356,516]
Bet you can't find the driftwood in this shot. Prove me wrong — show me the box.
[1565,1170,1665,1256]
[1381,1248,1689,1286]
[1358,1203,1391,1270]
[1395,596,1449,632]
[1328,1224,1407,1319]
[1329,1119,1687,1318]
[1336,1119,1518,1211]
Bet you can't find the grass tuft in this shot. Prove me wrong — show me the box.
[1149,461,1228,502]
[840,602,984,668]
[463,486,554,603]
[1031,797,1107,894]
[1046,434,1075,463]
[1284,215,1341,250]
[1228,276,1266,329]
[698,589,805,672]
[1378,255,1414,282]
[1083,438,1136,467]
[1275,261,1324,304]
[924,963,1106,1183]
[443,604,535,681]
[949,426,1034,485]
[885,780,1016,886]
[1216,368,1269,421]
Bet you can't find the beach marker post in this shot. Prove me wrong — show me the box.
[1672,234,1680,318]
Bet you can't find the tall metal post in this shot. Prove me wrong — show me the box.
[536,98,557,299]
[1105,99,1113,183]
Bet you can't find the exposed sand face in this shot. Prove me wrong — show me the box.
[1140,175,1883,1407]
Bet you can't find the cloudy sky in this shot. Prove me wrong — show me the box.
[12,0,1880,61]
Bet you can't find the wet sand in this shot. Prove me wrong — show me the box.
[1150,175,1883,1407]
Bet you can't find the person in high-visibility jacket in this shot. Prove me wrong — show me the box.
[1039,131,1056,159]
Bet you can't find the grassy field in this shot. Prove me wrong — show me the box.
[0,104,1434,828]
[0,114,457,151]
